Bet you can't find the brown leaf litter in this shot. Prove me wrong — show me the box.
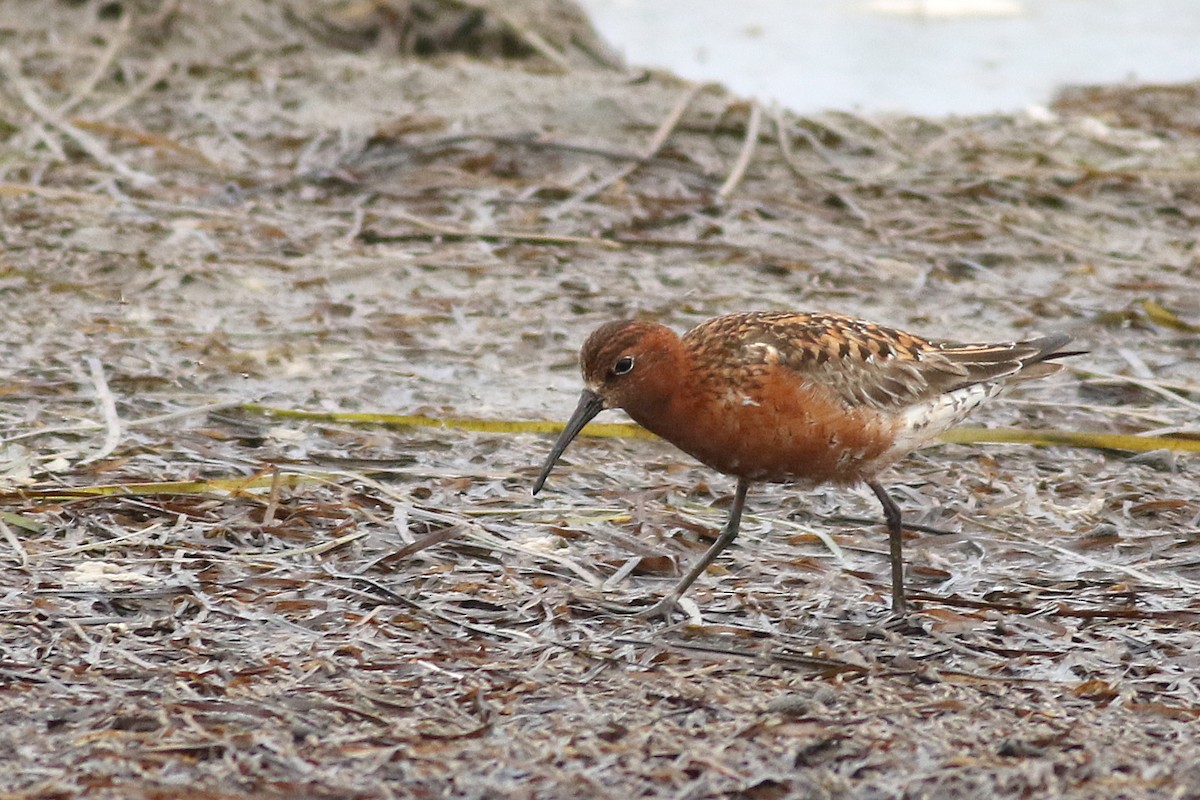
[1,1,1200,797]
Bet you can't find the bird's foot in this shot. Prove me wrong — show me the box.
[601,593,693,623]
[881,606,926,635]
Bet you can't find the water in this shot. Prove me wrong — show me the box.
[577,0,1200,115]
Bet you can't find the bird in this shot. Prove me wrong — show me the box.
[532,311,1080,619]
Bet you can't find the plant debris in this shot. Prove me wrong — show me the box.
[2,1,1200,798]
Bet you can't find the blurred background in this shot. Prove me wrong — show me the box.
[577,0,1200,114]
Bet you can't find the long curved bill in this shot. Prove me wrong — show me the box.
[532,389,605,495]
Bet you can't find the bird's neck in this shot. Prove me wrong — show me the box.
[621,345,694,440]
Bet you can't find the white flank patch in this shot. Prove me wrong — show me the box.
[886,382,1000,457]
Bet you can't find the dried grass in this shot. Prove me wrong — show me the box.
[1,1,1200,798]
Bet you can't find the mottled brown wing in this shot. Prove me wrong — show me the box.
[684,312,1072,411]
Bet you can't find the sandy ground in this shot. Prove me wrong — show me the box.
[2,1,1200,798]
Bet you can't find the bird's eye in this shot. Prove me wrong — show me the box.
[612,355,636,376]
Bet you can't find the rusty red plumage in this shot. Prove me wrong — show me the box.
[534,311,1080,618]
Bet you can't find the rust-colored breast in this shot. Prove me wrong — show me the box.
[669,369,899,484]
[622,318,906,484]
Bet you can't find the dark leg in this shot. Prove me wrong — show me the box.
[635,477,751,620]
[867,480,907,614]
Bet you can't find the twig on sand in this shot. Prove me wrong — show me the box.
[93,60,174,120]
[1081,366,1200,415]
[773,107,873,226]
[492,11,571,71]
[364,207,622,249]
[717,100,763,201]
[0,519,29,567]
[262,466,283,528]
[0,53,156,186]
[79,357,122,466]
[561,83,704,209]
[57,10,132,116]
